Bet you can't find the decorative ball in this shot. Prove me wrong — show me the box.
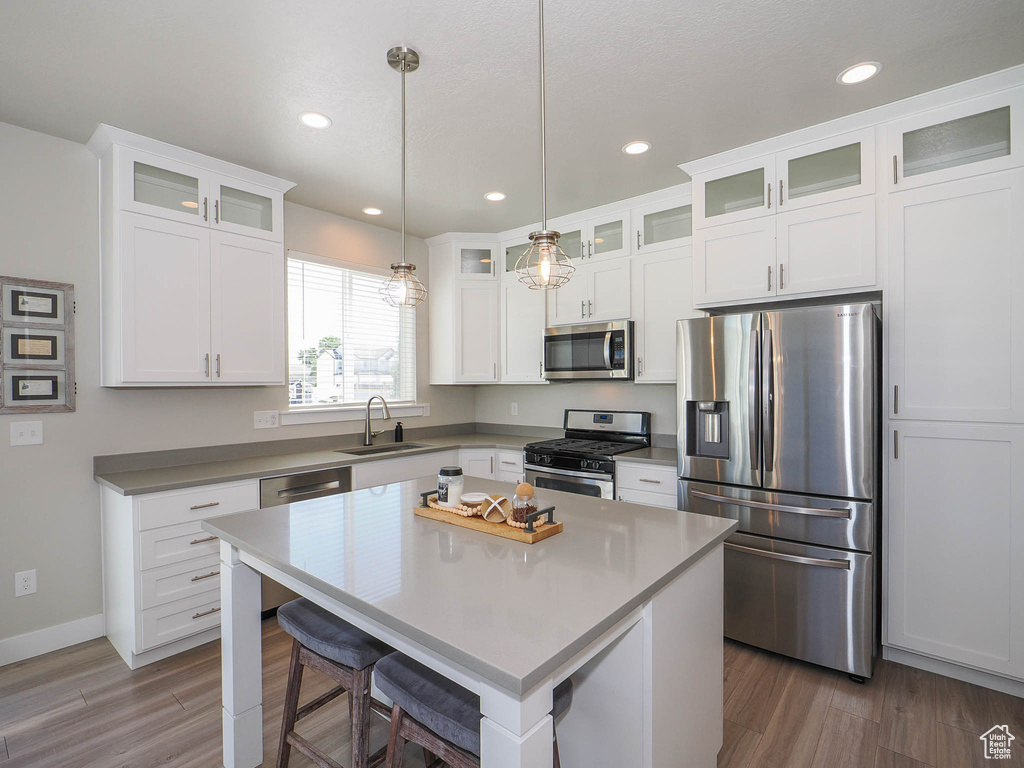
[515,482,534,498]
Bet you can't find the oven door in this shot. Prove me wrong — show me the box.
[543,321,633,380]
[525,465,614,499]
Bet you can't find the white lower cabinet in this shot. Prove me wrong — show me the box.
[632,247,701,383]
[350,451,459,490]
[459,449,496,480]
[101,479,259,669]
[886,422,1024,679]
[496,450,525,484]
[615,461,677,509]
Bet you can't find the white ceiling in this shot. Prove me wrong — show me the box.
[2,0,1023,238]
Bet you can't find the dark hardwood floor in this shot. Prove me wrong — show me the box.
[0,619,1021,767]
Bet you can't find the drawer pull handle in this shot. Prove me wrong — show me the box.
[501,460,518,466]
[192,607,221,620]
[725,541,851,570]
[638,478,662,484]
[690,489,852,519]
[190,535,218,545]
[190,502,221,511]
[191,571,220,582]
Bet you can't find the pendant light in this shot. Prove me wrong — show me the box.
[515,0,575,290]
[380,46,428,308]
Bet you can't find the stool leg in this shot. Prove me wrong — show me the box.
[277,639,304,768]
[422,748,437,767]
[385,704,406,768]
[351,665,373,768]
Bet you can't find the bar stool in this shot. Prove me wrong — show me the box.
[276,598,394,768]
[374,652,573,768]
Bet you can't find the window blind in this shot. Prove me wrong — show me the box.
[287,257,417,408]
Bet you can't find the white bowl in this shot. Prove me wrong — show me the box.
[460,492,488,505]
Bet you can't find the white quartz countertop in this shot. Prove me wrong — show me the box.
[203,476,736,696]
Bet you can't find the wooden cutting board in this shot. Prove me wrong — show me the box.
[414,505,563,544]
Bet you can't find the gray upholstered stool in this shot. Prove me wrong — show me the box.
[276,598,394,768]
[375,653,573,768]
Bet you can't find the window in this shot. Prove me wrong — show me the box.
[287,254,416,408]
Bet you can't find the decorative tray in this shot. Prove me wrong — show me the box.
[414,490,563,544]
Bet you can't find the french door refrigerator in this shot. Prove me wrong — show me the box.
[677,303,879,678]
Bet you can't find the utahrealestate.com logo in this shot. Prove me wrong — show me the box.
[980,725,1016,760]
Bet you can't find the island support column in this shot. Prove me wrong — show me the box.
[220,541,263,768]
[479,680,555,767]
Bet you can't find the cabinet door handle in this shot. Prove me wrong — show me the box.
[539,361,543,378]
[216,353,221,378]
[193,607,221,620]
[894,430,899,460]
[191,571,219,582]
[190,501,221,511]
[894,385,899,414]
[490,455,494,474]
[637,230,642,250]
[493,362,497,379]
[581,300,585,319]
[204,353,210,377]
[780,263,785,290]
[779,179,784,206]
[190,535,218,545]
[638,357,643,376]
[893,155,899,185]
[767,265,772,292]
[588,299,592,317]
[214,199,220,223]
[203,197,209,222]
[767,182,772,209]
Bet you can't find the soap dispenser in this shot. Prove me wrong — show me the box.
[394,421,404,443]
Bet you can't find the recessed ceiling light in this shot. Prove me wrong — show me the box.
[181,200,199,209]
[362,207,383,216]
[484,191,507,202]
[622,140,651,155]
[300,111,332,129]
[837,62,881,85]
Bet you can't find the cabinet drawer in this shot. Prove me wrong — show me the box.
[617,487,677,509]
[615,462,677,493]
[138,521,219,571]
[136,480,258,531]
[496,451,524,474]
[497,470,524,485]
[140,555,220,610]
[139,592,221,651]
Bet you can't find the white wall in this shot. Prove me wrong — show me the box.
[475,382,677,438]
[0,121,474,644]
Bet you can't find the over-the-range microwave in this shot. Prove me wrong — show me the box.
[543,320,633,380]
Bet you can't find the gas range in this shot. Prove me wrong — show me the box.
[524,410,651,499]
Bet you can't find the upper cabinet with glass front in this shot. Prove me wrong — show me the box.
[453,241,500,279]
[887,89,1024,191]
[112,145,285,242]
[632,196,693,253]
[693,157,774,229]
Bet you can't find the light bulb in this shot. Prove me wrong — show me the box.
[539,256,552,284]
[397,279,408,304]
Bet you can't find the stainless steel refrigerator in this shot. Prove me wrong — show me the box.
[677,303,879,678]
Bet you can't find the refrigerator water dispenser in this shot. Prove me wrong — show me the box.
[685,401,730,459]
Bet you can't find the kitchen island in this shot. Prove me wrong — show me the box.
[203,476,736,768]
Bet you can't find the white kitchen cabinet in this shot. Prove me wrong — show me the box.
[632,197,693,254]
[888,169,1024,423]
[454,241,500,279]
[500,281,547,384]
[210,231,285,384]
[886,422,1024,680]
[546,258,632,326]
[887,87,1024,191]
[692,217,777,306]
[694,156,775,230]
[454,282,500,383]
[586,210,632,261]
[91,126,293,387]
[775,128,876,211]
[118,212,212,384]
[632,247,702,383]
[460,449,496,479]
[496,450,525,484]
[500,227,536,281]
[350,451,459,490]
[616,461,677,509]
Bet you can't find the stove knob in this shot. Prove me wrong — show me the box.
[590,460,602,471]
[543,455,552,465]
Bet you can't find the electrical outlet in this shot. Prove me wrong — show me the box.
[254,410,279,429]
[10,421,43,446]
[15,569,36,597]
[511,402,518,416]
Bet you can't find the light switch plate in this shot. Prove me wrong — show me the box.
[10,421,43,446]
[254,411,279,429]
[511,402,519,416]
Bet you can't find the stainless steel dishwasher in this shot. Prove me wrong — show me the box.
[258,466,352,612]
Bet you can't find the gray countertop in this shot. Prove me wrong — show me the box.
[94,433,541,496]
[614,447,677,467]
[203,476,736,696]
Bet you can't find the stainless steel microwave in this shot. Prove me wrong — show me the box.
[543,321,633,380]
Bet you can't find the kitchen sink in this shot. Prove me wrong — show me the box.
[335,443,430,456]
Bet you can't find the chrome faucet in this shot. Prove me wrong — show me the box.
[363,395,392,446]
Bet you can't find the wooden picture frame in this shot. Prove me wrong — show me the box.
[0,276,75,414]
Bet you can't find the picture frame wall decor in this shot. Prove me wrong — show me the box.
[0,276,75,413]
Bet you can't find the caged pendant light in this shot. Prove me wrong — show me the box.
[380,46,428,308]
[515,0,575,290]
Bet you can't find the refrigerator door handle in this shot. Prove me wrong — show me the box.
[725,542,851,570]
[691,489,852,519]
[748,331,761,470]
[762,326,775,472]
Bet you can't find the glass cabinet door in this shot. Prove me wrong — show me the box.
[587,212,630,260]
[212,176,282,241]
[502,237,531,280]
[888,90,1023,190]
[632,197,693,253]
[776,128,875,211]
[557,227,585,262]
[454,242,497,278]
[696,157,774,230]
[118,148,210,227]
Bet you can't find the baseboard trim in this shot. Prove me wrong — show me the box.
[0,613,105,668]
[883,645,1024,698]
